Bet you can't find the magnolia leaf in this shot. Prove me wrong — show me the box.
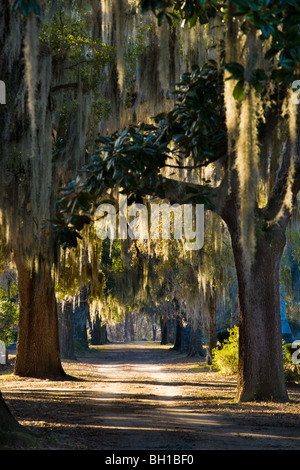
[233,80,245,100]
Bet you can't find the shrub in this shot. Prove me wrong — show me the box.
[282,341,300,382]
[212,326,300,381]
[0,296,19,344]
[212,325,239,375]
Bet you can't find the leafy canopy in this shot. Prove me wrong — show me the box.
[53,0,300,248]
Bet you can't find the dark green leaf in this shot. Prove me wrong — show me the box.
[233,80,245,100]
[225,62,245,80]
[77,195,92,212]
[265,47,279,60]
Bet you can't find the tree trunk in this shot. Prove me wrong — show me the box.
[160,315,168,345]
[124,312,129,343]
[89,311,101,345]
[188,323,204,357]
[0,391,39,447]
[14,256,65,378]
[206,291,217,365]
[180,322,191,353]
[58,299,76,359]
[0,391,22,434]
[173,316,182,351]
[152,323,157,341]
[73,286,89,349]
[100,324,108,344]
[128,314,135,341]
[167,318,175,344]
[230,224,288,402]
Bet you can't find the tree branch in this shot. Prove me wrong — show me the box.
[147,175,223,214]
[50,82,78,93]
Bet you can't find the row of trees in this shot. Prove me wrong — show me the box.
[57,0,300,403]
[0,0,299,446]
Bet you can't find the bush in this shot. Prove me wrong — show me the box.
[212,325,239,375]
[283,341,300,382]
[212,326,300,381]
[0,296,19,344]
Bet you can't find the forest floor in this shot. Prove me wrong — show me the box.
[0,341,300,451]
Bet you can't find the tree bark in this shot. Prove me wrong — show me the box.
[228,217,288,402]
[188,321,204,357]
[160,315,168,345]
[180,321,191,353]
[73,286,89,349]
[173,316,182,351]
[206,291,217,365]
[90,312,101,345]
[152,323,157,341]
[100,324,108,344]
[0,390,38,448]
[0,391,22,434]
[14,255,65,378]
[128,314,135,341]
[124,312,129,343]
[58,299,76,360]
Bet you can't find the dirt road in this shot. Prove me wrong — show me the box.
[1,342,300,450]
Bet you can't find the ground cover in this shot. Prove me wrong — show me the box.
[0,342,299,450]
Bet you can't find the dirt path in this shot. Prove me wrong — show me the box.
[1,342,300,450]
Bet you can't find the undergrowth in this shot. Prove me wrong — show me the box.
[211,325,300,382]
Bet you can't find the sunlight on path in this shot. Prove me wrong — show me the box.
[2,342,299,450]
[81,343,300,450]
[95,362,180,400]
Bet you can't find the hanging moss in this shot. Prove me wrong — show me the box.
[24,13,39,145]
[236,84,261,268]
[279,89,298,217]
[98,0,216,133]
